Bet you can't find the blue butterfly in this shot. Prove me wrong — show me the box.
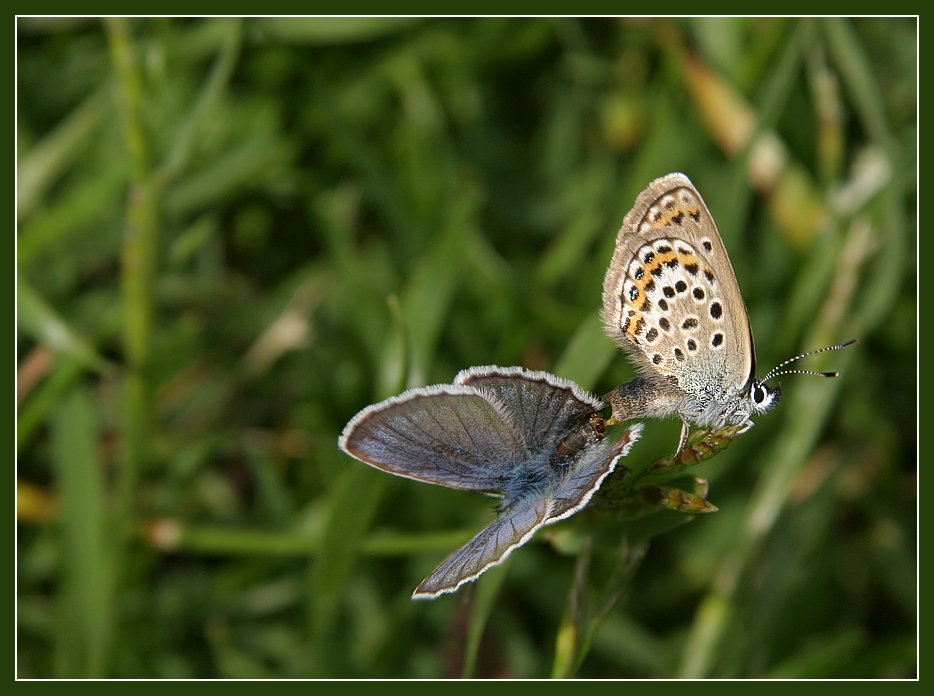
[339,366,642,599]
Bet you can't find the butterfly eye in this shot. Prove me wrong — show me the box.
[753,385,768,404]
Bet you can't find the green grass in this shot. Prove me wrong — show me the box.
[17,17,916,678]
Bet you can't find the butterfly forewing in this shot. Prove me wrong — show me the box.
[339,385,525,491]
[602,173,755,398]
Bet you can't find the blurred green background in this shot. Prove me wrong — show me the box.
[17,17,916,679]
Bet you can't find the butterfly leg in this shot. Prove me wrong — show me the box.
[676,416,691,457]
[737,418,755,435]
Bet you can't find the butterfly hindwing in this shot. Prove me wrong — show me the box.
[455,366,605,452]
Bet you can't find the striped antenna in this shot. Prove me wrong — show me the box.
[762,339,858,383]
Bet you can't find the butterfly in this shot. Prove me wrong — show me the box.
[339,366,642,598]
[600,173,855,453]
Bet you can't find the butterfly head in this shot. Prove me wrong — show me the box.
[749,379,781,416]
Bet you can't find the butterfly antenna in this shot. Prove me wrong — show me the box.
[762,339,857,383]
